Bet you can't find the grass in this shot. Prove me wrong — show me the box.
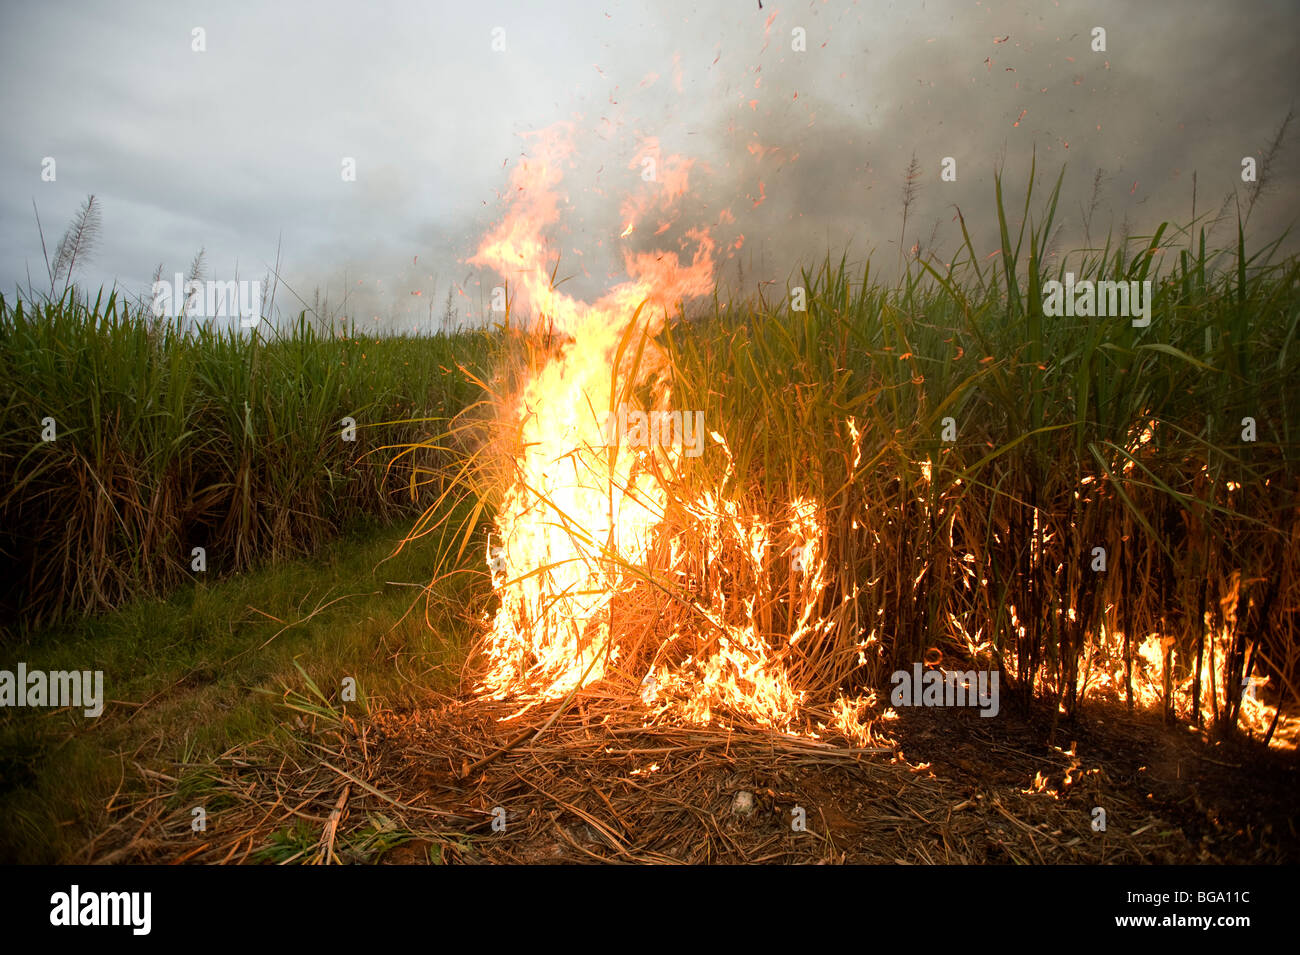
[0,508,484,864]
[0,291,493,634]
[657,164,1299,736]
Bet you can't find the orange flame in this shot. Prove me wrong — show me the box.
[466,124,835,732]
[469,124,717,699]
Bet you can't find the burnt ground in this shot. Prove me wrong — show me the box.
[887,698,1299,863]
[88,690,1298,864]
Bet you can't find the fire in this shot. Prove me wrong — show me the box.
[1055,616,1292,746]
[456,124,1284,748]
[466,124,840,731]
[469,125,712,695]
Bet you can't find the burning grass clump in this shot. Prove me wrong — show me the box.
[409,123,860,735]
[661,170,1300,746]
[413,159,1298,748]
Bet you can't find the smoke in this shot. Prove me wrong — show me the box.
[652,1,1300,298]
[250,0,1300,330]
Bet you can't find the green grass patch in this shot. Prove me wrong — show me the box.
[0,508,486,863]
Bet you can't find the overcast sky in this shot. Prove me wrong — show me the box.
[2,0,1297,333]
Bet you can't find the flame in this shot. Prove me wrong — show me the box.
[469,125,713,696]
[1052,610,1293,748]
[466,124,836,731]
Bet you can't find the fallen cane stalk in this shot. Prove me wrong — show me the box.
[314,783,350,865]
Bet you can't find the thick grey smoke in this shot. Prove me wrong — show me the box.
[661,0,1300,297]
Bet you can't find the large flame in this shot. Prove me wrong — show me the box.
[467,124,823,730]
[470,124,710,694]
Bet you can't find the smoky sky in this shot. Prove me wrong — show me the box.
[1,0,1296,332]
